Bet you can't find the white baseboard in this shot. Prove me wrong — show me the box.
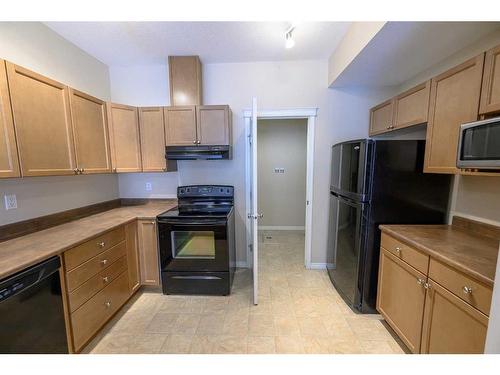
[236,261,248,268]
[308,263,327,270]
[258,226,305,231]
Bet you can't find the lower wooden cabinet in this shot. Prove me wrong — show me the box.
[377,232,492,354]
[137,219,160,286]
[421,280,488,354]
[125,221,141,294]
[377,249,426,353]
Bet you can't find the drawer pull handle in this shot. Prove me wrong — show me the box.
[98,241,105,248]
[104,301,112,308]
[101,259,108,266]
[463,286,473,294]
[416,278,425,286]
[103,276,109,283]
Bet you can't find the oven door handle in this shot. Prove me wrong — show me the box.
[169,275,223,280]
[157,219,227,226]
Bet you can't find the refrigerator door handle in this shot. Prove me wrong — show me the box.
[330,191,364,207]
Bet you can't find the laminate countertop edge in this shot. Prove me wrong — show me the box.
[379,224,499,287]
[0,200,177,280]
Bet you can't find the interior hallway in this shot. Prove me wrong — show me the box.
[83,230,404,354]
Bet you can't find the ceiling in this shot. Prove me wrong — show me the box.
[331,22,500,87]
[45,22,350,66]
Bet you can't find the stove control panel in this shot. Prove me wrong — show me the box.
[178,185,234,198]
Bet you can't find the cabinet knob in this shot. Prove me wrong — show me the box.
[73,168,79,174]
[98,241,105,248]
[424,282,432,290]
[113,168,117,172]
[197,140,201,144]
[416,278,425,286]
[101,259,108,266]
[103,276,109,283]
[463,286,473,294]
[80,168,85,173]
[151,221,156,225]
[395,247,401,254]
[193,140,197,144]
[104,301,112,308]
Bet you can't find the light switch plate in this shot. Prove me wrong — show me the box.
[145,182,152,191]
[4,194,17,210]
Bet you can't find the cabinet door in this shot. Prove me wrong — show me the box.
[393,80,430,129]
[125,221,141,295]
[369,99,394,135]
[6,62,77,176]
[421,280,488,354]
[424,54,484,174]
[197,105,231,145]
[168,56,202,106]
[107,103,142,172]
[479,45,500,115]
[0,60,20,178]
[69,89,111,174]
[138,219,160,286]
[164,106,197,146]
[139,107,168,172]
[377,248,427,353]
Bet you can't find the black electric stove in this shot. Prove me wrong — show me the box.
[156,185,236,296]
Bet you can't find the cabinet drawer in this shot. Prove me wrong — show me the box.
[68,255,128,313]
[71,271,130,352]
[66,240,126,291]
[429,259,492,316]
[381,233,429,274]
[64,226,125,271]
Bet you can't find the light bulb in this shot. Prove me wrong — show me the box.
[285,32,295,49]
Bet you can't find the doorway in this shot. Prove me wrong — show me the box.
[244,106,317,304]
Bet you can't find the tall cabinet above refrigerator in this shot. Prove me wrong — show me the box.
[327,139,451,313]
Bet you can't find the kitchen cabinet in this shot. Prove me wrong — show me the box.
[392,80,430,130]
[0,59,20,178]
[479,45,500,115]
[420,280,488,354]
[424,54,484,174]
[197,105,232,145]
[107,103,142,173]
[164,105,197,146]
[377,248,426,353]
[6,62,77,177]
[369,99,394,135]
[168,56,202,106]
[139,106,177,172]
[137,219,160,286]
[125,221,141,294]
[69,88,111,174]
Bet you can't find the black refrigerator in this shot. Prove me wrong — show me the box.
[326,139,451,314]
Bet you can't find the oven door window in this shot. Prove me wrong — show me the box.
[171,231,216,259]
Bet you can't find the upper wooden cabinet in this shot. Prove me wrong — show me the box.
[107,103,142,173]
[369,99,394,135]
[393,80,431,129]
[6,62,77,176]
[164,106,197,146]
[479,45,500,115]
[421,279,488,354]
[168,56,202,106]
[0,60,20,178]
[424,54,484,174]
[69,89,111,174]
[165,105,232,146]
[197,105,232,145]
[377,249,426,353]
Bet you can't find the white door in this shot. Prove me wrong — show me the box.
[249,97,260,305]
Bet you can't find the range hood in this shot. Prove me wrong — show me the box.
[166,145,231,160]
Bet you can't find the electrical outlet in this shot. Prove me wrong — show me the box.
[4,194,17,210]
[145,182,152,191]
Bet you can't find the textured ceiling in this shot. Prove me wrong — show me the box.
[45,21,350,66]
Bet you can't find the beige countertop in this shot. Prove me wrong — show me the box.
[380,224,499,286]
[0,200,177,280]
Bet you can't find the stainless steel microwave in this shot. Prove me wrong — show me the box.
[457,117,500,169]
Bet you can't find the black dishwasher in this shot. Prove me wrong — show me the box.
[0,256,68,353]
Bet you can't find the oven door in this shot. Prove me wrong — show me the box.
[457,117,500,169]
[157,218,229,273]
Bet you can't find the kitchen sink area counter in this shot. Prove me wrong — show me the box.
[0,200,177,280]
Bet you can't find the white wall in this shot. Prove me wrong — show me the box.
[257,119,307,228]
[0,22,118,225]
[109,59,395,265]
[397,28,500,225]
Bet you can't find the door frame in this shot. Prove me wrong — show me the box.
[243,108,318,269]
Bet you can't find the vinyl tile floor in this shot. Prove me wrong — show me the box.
[83,230,405,354]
